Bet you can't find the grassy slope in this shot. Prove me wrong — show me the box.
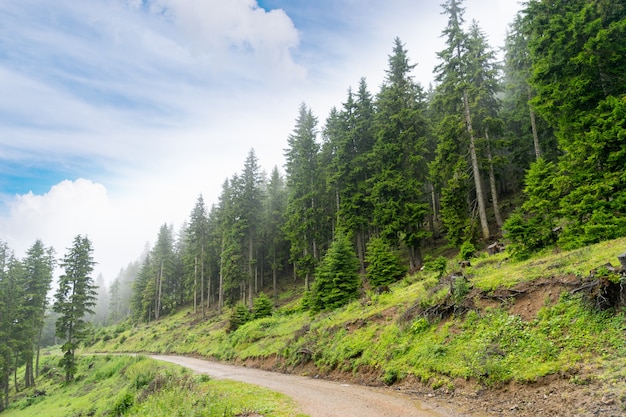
[89,238,625,408]
[3,354,305,417]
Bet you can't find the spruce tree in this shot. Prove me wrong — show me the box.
[322,78,376,272]
[239,149,263,307]
[53,235,97,382]
[501,12,557,172]
[432,0,498,242]
[0,245,25,409]
[369,38,430,269]
[311,232,360,313]
[365,237,407,288]
[186,195,209,315]
[263,166,289,300]
[284,103,324,290]
[22,240,55,384]
[216,177,245,309]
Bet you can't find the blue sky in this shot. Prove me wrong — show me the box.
[0,0,520,281]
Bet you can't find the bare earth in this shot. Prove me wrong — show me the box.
[151,355,466,417]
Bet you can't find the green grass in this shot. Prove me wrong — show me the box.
[468,237,626,290]
[86,237,626,394]
[3,354,306,417]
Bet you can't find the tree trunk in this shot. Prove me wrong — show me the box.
[272,253,278,301]
[248,235,254,309]
[409,245,422,270]
[528,89,542,160]
[201,246,205,317]
[193,256,198,314]
[218,238,225,315]
[13,353,19,393]
[24,352,33,388]
[2,370,8,411]
[155,261,163,320]
[356,231,365,274]
[485,127,503,227]
[36,325,43,379]
[463,89,490,239]
[428,181,438,239]
[207,265,211,310]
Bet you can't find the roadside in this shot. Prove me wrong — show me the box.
[151,355,469,417]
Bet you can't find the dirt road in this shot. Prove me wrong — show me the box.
[151,355,464,417]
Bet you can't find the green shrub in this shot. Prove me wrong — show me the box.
[382,368,399,385]
[109,389,134,416]
[365,237,408,287]
[125,358,157,389]
[228,303,251,332]
[422,256,448,278]
[252,293,274,319]
[459,241,476,261]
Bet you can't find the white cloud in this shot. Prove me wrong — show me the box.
[0,179,147,281]
[148,0,304,80]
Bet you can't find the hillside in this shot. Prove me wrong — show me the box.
[89,238,626,416]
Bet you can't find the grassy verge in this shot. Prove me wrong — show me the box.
[3,354,306,417]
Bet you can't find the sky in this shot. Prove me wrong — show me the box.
[0,0,521,283]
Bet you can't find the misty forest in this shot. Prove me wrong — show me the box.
[1,0,626,411]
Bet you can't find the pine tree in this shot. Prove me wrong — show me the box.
[369,38,430,269]
[130,252,152,321]
[53,235,97,382]
[186,195,209,315]
[432,0,496,241]
[22,240,55,385]
[365,237,407,288]
[284,103,324,290]
[263,166,289,300]
[322,78,376,272]
[501,12,557,171]
[150,224,176,319]
[311,232,360,312]
[92,274,109,326]
[216,177,245,309]
[239,149,263,307]
[109,260,140,323]
[0,244,25,409]
[251,292,274,319]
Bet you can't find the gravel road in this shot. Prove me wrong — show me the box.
[151,355,463,417]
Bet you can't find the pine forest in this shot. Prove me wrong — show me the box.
[1,0,626,411]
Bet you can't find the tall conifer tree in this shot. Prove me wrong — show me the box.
[432,0,502,242]
[53,235,96,382]
[284,103,324,290]
[369,38,430,269]
[22,240,55,385]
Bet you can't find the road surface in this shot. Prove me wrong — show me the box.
[151,355,463,417]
